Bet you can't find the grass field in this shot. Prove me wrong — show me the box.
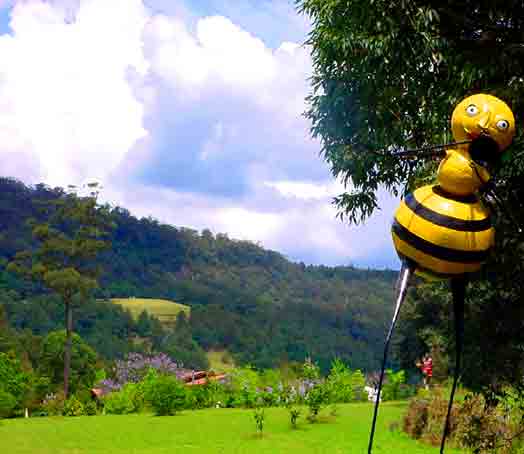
[109,298,190,325]
[2,403,463,454]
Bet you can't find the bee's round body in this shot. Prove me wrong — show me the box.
[392,184,494,278]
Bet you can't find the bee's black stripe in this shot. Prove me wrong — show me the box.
[397,253,465,279]
[392,220,490,263]
[432,185,478,204]
[404,193,491,232]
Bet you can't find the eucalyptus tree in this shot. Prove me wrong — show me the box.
[297,0,524,393]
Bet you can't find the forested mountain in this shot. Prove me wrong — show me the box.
[0,177,397,372]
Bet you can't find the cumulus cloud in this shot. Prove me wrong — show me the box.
[136,13,325,198]
[0,0,399,268]
[0,0,149,186]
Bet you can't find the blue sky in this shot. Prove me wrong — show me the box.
[0,0,400,269]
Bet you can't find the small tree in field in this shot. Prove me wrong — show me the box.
[8,183,113,397]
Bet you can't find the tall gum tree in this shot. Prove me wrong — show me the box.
[8,183,113,397]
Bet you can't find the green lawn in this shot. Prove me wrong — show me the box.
[2,403,462,454]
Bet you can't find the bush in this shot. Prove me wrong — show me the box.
[0,353,31,411]
[403,389,524,453]
[228,367,259,408]
[84,400,97,416]
[350,370,366,401]
[289,407,301,429]
[146,375,187,416]
[103,383,144,415]
[63,395,85,417]
[186,382,226,410]
[253,407,265,436]
[382,369,406,401]
[0,389,17,418]
[41,392,65,416]
[403,388,458,446]
[454,393,519,454]
[305,383,329,422]
[403,395,429,439]
[326,358,353,403]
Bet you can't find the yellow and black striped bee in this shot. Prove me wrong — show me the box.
[370,94,517,454]
[392,94,516,278]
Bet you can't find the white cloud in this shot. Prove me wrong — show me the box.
[0,0,149,187]
[264,180,345,200]
[145,12,311,111]
[0,0,399,268]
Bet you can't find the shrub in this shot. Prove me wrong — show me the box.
[402,389,524,453]
[258,388,278,407]
[0,353,31,411]
[326,358,353,403]
[186,382,226,410]
[84,400,97,416]
[63,395,85,417]
[382,369,406,401]
[350,370,366,401]
[103,383,144,415]
[302,358,320,380]
[228,367,259,408]
[41,392,65,416]
[146,375,186,416]
[104,391,135,415]
[253,407,265,436]
[403,395,430,439]
[0,389,17,418]
[305,383,329,422]
[454,393,519,454]
[289,407,301,429]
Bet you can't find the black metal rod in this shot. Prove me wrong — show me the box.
[440,278,466,454]
[368,263,412,454]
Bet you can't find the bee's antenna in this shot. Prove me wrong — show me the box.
[370,140,473,160]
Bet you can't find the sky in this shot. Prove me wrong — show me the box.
[0,0,401,269]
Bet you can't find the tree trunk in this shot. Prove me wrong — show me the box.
[64,299,73,398]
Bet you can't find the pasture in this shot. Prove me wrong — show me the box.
[109,298,190,325]
[2,403,462,454]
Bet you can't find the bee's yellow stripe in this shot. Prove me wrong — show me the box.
[413,185,489,221]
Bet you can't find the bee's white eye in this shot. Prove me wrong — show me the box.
[466,104,479,116]
[496,119,509,131]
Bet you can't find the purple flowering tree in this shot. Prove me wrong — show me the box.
[97,352,186,393]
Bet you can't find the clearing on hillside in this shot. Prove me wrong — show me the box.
[206,349,236,372]
[109,298,190,325]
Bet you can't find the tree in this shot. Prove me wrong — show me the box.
[136,310,153,337]
[298,0,524,394]
[162,312,209,370]
[297,0,524,222]
[7,185,113,397]
[39,330,97,394]
[0,352,31,415]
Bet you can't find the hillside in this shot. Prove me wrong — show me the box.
[0,177,397,372]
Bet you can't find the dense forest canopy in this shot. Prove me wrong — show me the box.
[0,177,397,373]
[298,0,524,394]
